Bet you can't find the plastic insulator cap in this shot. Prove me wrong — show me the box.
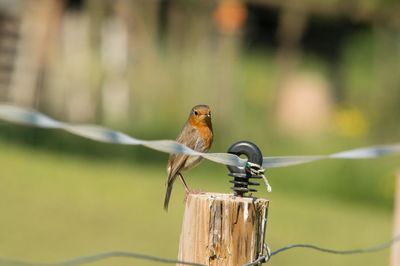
[227,140,263,173]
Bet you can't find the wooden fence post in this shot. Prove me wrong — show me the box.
[177,192,269,266]
[390,171,400,266]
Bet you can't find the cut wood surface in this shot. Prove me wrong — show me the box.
[178,193,269,266]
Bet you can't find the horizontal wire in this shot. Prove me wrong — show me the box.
[55,251,205,266]
[2,235,399,266]
[0,104,400,169]
[244,234,400,266]
[271,235,400,256]
[0,251,206,266]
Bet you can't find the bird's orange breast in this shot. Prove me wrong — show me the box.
[197,124,213,149]
[188,114,213,150]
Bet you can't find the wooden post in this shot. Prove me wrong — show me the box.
[178,193,269,266]
[390,171,400,266]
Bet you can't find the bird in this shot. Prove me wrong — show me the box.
[164,104,213,211]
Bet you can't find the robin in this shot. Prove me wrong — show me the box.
[164,104,213,210]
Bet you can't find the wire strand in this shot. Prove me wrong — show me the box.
[0,251,206,266]
[243,235,400,266]
[2,235,399,266]
[271,235,400,256]
[1,104,400,169]
[55,251,205,266]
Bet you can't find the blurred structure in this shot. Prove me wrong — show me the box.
[0,0,398,137]
[276,72,333,135]
[0,1,20,101]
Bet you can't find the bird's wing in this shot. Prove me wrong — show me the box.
[166,124,200,185]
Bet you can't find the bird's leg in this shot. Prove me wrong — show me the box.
[178,173,191,203]
[178,173,190,194]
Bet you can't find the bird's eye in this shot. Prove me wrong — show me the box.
[193,110,198,116]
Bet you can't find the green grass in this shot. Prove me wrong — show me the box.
[0,141,394,266]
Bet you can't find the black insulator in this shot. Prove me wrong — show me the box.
[227,141,264,197]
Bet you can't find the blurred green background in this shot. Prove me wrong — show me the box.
[0,0,399,265]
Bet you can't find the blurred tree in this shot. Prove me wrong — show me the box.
[0,12,18,101]
[8,0,62,109]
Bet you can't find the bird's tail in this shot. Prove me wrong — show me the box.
[164,183,173,211]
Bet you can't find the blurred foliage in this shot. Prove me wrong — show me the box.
[334,107,369,137]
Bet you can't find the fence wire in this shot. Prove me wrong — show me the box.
[244,234,400,265]
[0,234,399,266]
[0,252,204,266]
[0,104,399,169]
